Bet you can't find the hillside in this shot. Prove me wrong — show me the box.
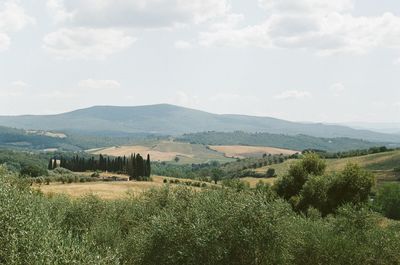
[0,104,399,143]
[0,125,164,151]
[179,131,385,152]
[256,149,400,182]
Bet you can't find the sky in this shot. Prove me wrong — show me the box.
[0,0,400,124]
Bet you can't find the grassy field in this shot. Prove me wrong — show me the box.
[208,145,299,158]
[88,140,234,164]
[37,173,213,199]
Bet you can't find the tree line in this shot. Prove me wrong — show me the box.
[48,154,151,181]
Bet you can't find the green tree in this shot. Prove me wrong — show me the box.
[146,154,151,178]
[327,163,374,210]
[211,168,224,184]
[374,182,400,220]
[275,153,326,200]
[266,168,276,178]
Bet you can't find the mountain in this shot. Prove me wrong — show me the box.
[340,122,400,135]
[0,104,399,143]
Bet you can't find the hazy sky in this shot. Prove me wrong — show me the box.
[0,0,400,123]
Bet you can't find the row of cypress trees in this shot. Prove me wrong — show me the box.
[48,153,151,180]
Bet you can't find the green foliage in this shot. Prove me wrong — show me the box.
[275,153,326,200]
[327,163,374,210]
[266,168,276,178]
[0,165,400,264]
[374,183,400,220]
[275,155,374,215]
[20,164,48,177]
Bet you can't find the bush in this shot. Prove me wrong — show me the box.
[374,183,400,220]
[266,168,276,178]
[275,153,326,200]
[1,164,398,264]
[20,164,48,178]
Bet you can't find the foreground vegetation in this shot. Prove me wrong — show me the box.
[2,151,400,264]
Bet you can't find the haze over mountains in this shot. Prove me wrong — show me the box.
[0,104,399,143]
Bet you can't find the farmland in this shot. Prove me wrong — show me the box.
[208,145,299,158]
[38,175,210,199]
[88,140,234,164]
[87,140,300,164]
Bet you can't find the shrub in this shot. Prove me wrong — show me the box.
[374,183,400,220]
[266,168,276,178]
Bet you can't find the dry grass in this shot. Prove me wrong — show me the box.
[88,145,186,161]
[209,145,299,159]
[37,175,210,200]
[241,177,277,188]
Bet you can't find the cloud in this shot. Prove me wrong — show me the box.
[200,0,400,57]
[78,79,121,90]
[330,82,345,96]
[0,1,35,52]
[0,1,35,32]
[11,80,28,87]
[258,0,354,14]
[274,90,311,100]
[47,0,231,28]
[43,27,136,59]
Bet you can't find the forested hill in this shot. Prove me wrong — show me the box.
[0,104,399,143]
[178,131,388,152]
[0,126,162,151]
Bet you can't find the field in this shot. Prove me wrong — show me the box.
[209,145,299,158]
[240,177,277,187]
[88,140,301,164]
[37,175,211,199]
[88,140,234,164]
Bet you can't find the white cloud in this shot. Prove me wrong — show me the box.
[47,0,231,28]
[0,1,35,32]
[43,27,136,59]
[78,79,121,90]
[259,0,354,15]
[274,90,311,100]
[174,40,193,49]
[200,0,400,57]
[11,80,28,87]
[330,82,345,96]
[0,1,35,52]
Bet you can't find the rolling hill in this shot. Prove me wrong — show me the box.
[0,104,399,143]
[255,149,400,183]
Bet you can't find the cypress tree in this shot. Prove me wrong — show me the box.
[48,159,53,170]
[52,159,57,169]
[146,154,151,178]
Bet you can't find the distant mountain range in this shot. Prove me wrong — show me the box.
[0,104,399,143]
